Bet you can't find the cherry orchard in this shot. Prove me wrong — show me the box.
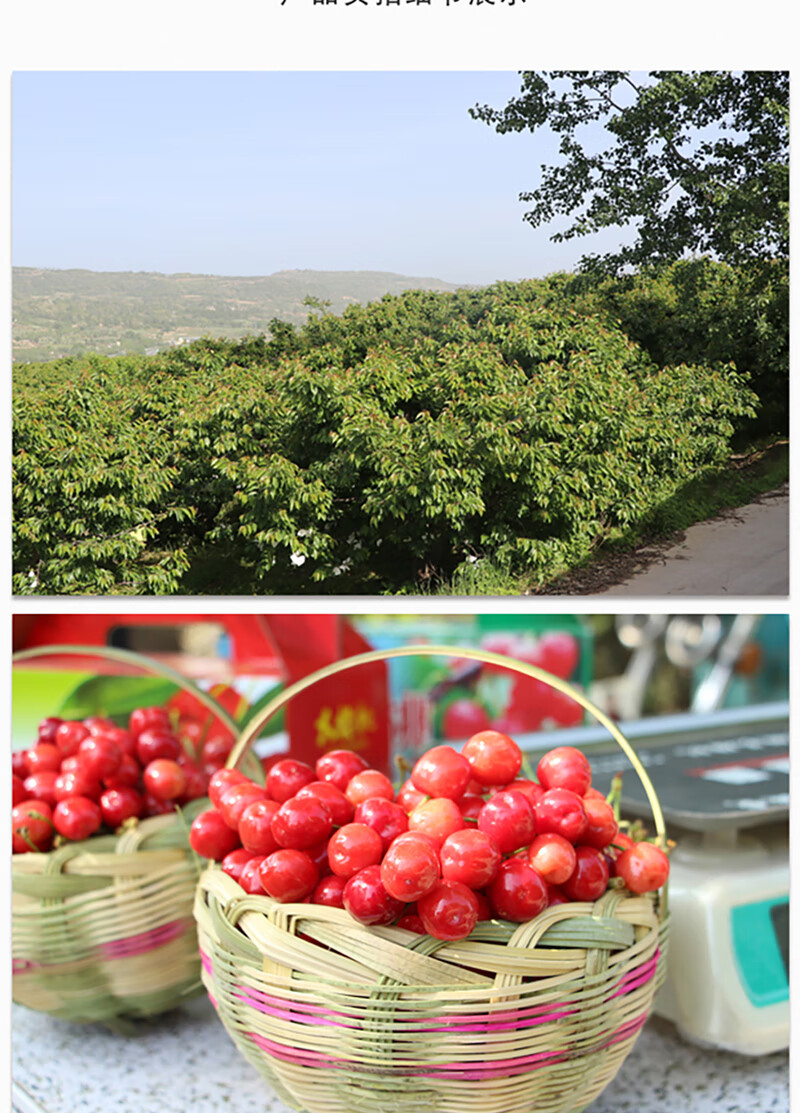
[189,732,670,941]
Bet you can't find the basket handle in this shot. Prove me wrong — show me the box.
[226,644,667,850]
[12,643,240,737]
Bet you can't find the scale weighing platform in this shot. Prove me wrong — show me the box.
[517,702,789,1056]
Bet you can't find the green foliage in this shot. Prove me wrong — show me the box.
[471,71,789,274]
[13,361,194,594]
[533,258,788,432]
[13,282,757,595]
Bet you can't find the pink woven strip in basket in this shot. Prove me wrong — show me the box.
[245,1026,656,1081]
[608,951,661,998]
[233,985,579,1033]
[98,918,189,959]
[14,919,189,973]
[237,1000,653,1082]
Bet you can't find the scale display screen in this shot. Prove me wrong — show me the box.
[526,718,790,831]
[731,897,789,1007]
[770,901,789,980]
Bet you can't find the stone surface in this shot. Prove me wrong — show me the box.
[11,998,789,1113]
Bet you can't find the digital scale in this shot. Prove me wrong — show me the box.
[517,702,789,1056]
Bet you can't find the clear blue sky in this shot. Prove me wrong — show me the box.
[12,71,634,285]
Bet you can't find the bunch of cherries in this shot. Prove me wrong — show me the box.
[189,732,670,942]
[11,706,233,852]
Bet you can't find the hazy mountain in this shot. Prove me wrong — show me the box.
[13,266,465,363]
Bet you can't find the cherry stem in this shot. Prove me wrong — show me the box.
[17,826,42,852]
[606,771,623,821]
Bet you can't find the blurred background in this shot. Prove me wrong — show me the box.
[11,612,789,767]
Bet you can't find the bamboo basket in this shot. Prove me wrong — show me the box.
[11,644,259,1028]
[195,645,670,1113]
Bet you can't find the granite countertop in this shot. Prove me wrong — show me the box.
[12,996,789,1113]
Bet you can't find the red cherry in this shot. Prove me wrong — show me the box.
[499,779,545,807]
[411,745,471,801]
[52,796,102,841]
[266,758,316,803]
[12,750,29,779]
[315,749,370,792]
[25,743,62,775]
[396,912,426,934]
[305,838,333,879]
[200,736,234,770]
[614,842,670,894]
[208,768,249,809]
[37,717,63,745]
[380,832,440,903]
[91,724,136,758]
[54,767,102,803]
[353,797,408,851]
[344,770,395,807]
[83,715,115,734]
[462,730,522,787]
[99,787,143,828]
[474,892,493,921]
[22,771,59,809]
[239,856,269,894]
[129,706,171,739]
[440,828,500,890]
[12,800,54,853]
[270,795,333,851]
[396,778,427,814]
[327,823,384,878]
[527,833,577,885]
[53,720,89,758]
[238,798,280,855]
[77,736,123,781]
[311,874,348,909]
[536,746,592,796]
[189,809,241,861]
[343,865,404,926]
[457,794,486,822]
[218,781,269,830]
[136,729,181,766]
[534,788,588,844]
[417,880,479,941]
[561,845,611,901]
[12,774,28,807]
[259,849,318,902]
[142,792,177,817]
[102,752,142,790]
[143,759,187,801]
[221,847,259,885]
[296,781,354,827]
[407,797,465,849]
[176,759,210,803]
[579,797,619,850]
[488,857,548,922]
[477,789,536,854]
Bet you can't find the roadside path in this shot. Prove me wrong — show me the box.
[596,484,789,596]
[541,484,789,597]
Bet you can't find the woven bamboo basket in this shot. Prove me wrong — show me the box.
[12,644,260,1028]
[195,645,670,1113]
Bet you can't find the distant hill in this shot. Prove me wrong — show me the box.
[12,266,465,363]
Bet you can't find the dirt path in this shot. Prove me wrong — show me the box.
[542,484,789,597]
